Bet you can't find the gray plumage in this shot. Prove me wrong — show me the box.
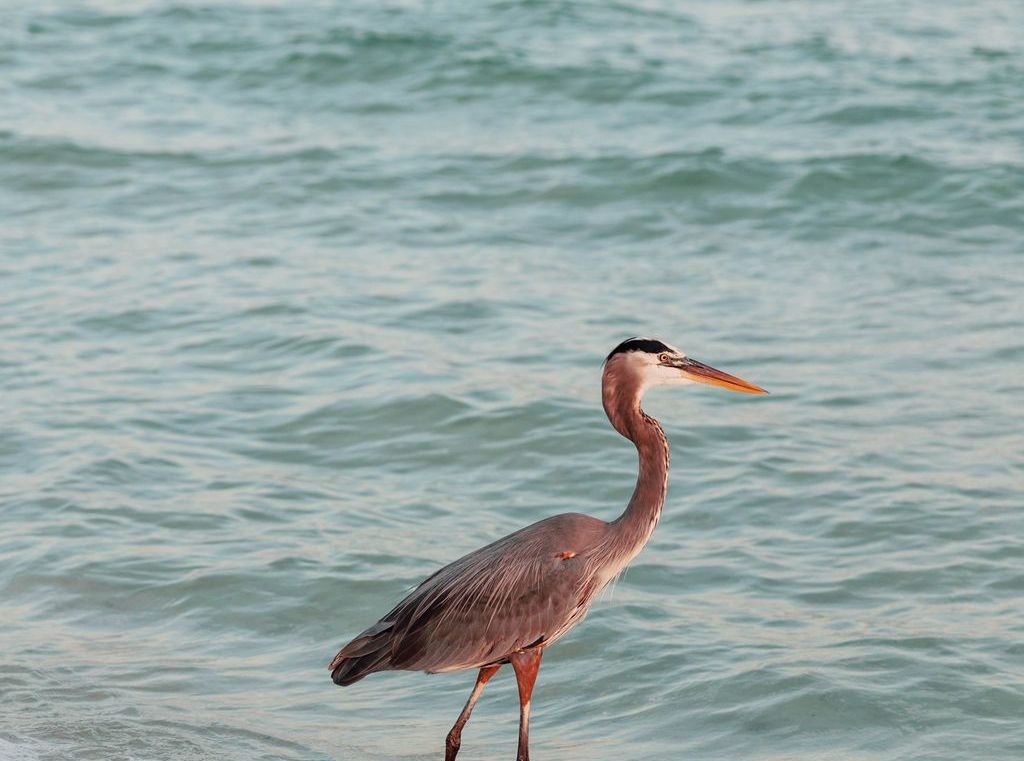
[328,338,766,760]
[330,512,608,683]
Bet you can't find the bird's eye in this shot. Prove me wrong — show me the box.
[658,353,670,363]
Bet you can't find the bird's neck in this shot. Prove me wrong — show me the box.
[603,381,670,562]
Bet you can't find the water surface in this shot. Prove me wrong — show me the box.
[2,1,1023,760]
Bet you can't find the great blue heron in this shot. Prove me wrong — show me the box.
[329,337,766,760]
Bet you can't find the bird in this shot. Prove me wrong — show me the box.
[328,337,766,761]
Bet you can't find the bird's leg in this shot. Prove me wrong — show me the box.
[509,649,543,761]
[445,664,501,761]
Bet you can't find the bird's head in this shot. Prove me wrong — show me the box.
[603,337,767,396]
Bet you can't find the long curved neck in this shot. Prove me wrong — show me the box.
[602,377,670,560]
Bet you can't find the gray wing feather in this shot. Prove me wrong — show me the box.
[330,513,608,681]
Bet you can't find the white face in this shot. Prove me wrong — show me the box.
[618,343,697,392]
[604,337,767,397]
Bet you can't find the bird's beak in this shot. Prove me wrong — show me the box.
[668,356,768,394]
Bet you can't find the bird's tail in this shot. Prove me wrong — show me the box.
[328,620,394,686]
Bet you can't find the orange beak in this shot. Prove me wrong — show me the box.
[671,357,767,394]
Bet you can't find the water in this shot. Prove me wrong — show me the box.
[2,1,1023,759]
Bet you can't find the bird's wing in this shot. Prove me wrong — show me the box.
[382,513,607,673]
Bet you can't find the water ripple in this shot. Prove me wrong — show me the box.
[2,1,1023,760]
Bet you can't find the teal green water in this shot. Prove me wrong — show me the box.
[2,2,1023,760]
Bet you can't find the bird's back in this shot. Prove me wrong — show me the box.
[330,512,610,685]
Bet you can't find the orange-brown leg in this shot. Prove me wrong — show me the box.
[445,664,501,761]
[509,649,543,761]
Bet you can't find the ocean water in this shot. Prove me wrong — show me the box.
[2,1,1023,759]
